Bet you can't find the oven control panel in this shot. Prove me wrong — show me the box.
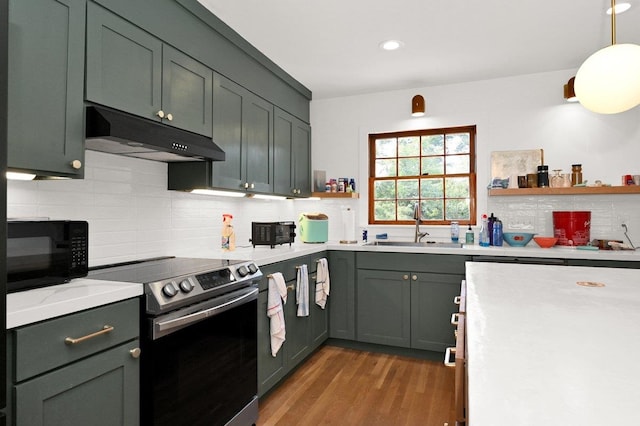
[145,261,262,314]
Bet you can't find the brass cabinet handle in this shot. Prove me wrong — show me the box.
[166,113,173,121]
[403,274,409,280]
[65,325,114,345]
[70,160,82,170]
[451,313,459,326]
[287,284,295,292]
[311,275,317,280]
[454,296,461,305]
[130,348,142,359]
[412,275,418,281]
[156,110,165,119]
[443,347,456,367]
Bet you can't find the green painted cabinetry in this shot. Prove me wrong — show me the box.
[355,252,469,352]
[274,107,312,197]
[327,251,356,340]
[7,0,85,178]
[86,2,213,137]
[357,269,412,347]
[257,253,328,397]
[7,299,140,426]
[211,73,274,193]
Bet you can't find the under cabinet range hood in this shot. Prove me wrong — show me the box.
[85,106,225,162]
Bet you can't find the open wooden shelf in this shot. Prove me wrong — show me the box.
[312,192,360,199]
[488,186,640,196]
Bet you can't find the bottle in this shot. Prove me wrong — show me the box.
[221,214,235,251]
[450,221,460,242]
[488,213,496,245]
[465,225,474,244]
[349,178,356,192]
[571,164,582,186]
[492,219,503,246]
[479,215,490,247]
[537,165,549,187]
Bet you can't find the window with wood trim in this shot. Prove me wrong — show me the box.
[368,126,477,225]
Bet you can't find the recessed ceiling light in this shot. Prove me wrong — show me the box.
[606,2,631,14]
[379,40,404,51]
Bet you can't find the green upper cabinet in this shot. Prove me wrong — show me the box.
[212,73,273,193]
[85,2,213,137]
[7,0,86,178]
[274,107,311,197]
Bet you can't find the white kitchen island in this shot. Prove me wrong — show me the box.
[465,261,640,426]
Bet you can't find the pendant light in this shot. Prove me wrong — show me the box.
[574,0,640,114]
[411,95,425,117]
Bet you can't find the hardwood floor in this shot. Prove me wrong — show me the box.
[258,345,456,426]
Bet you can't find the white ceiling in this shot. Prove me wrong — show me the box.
[198,0,640,100]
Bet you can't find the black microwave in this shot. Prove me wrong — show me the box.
[7,220,89,293]
[251,221,296,248]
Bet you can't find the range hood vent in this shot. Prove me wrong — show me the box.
[85,106,225,162]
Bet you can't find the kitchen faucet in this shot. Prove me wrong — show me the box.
[413,203,429,242]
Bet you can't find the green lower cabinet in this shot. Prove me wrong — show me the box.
[14,340,140,426]
[356,269,412,348]
[283,278,312,367]
[257,290,286,397]
[328,251,356,340]
[410,273,463,352]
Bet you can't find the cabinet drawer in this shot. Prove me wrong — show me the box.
[14,298,139,382]
[258,256,311,291]
[356,252,469,274]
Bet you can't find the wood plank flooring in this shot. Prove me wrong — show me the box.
[258,345,456,426]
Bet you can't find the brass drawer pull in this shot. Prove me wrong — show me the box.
[65,325,114,345]
[287,284,295,292]
[444,347,456,367]
[451,313,460,326]
[454,296,461,305]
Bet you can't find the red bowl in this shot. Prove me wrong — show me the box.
[533,236,558,248]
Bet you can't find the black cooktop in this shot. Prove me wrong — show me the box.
[88,256,240,284]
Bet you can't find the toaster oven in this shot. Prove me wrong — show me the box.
[251,222,296,248]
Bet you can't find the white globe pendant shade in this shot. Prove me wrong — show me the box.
[574,43,640,114]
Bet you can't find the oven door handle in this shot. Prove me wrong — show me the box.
[154,287,258,338]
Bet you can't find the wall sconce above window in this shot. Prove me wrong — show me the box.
[563,77,578,102]
[411,95,425,117]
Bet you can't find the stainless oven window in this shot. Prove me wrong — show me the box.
[141,292,258,426]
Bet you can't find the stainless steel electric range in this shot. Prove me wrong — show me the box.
[89,256,262,426]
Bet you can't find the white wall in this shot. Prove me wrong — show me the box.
[310,69,640,243]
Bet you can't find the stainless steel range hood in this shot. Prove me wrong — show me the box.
[85,106,225,162]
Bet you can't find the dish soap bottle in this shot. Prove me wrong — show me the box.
[479,214,490,247]
[465,225,474,245]
[221,213,236,251]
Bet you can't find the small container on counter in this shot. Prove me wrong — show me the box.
[450,221,460,242]
[465,225,474,244]
[492,219,503,246]
[479,214,490,247]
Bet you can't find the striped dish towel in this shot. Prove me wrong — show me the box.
[267,272,287,357]
[296,264,309,317]
[315,258,330,309]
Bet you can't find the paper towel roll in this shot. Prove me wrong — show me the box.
[340,208,357,243]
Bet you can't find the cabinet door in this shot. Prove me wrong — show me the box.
[283,280,311,367]
[328,251,356,340]
[309,269,328,350]
[244,93,274,193]
[274,108,311,197]
[410,273,463,352]
[161,45,213,137]
[14,340,140,426]
[257,290,286,397]
[356,269,411,348]
[86,2,162,121]
[212,73,245,190]
[8,0,85,178]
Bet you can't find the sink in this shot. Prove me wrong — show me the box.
[366,241,463,248]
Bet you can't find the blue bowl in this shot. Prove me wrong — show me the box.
[503,232,536,247]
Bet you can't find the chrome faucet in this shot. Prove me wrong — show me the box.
[413,203,429,242]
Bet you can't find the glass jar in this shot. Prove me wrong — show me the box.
[571,164,582,186]
[550,169,563,188]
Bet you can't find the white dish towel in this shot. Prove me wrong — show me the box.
[315,258,330,309]
[267,272,287,357]
[296,264,309,317]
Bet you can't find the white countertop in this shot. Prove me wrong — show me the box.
[7,279,143,329]
[465,262,640,426]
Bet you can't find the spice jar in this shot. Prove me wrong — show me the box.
[537,165,549,187]
[571,164,582,186]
